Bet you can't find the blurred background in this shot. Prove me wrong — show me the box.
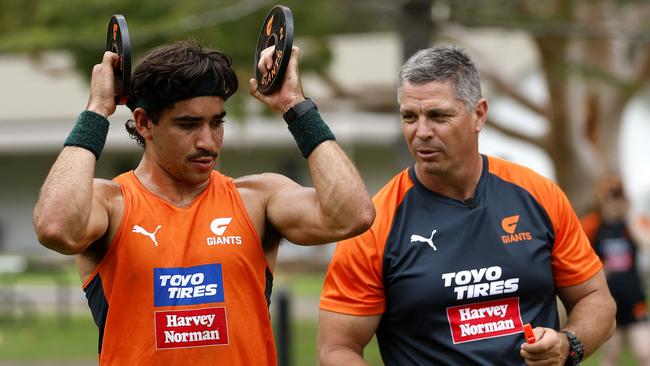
[0,0,649,365]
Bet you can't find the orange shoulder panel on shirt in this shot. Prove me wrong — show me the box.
[487,156,602,288]
[580,212,601,244]
[320,169,414,316]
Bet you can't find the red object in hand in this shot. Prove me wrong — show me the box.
[523,323,536,344]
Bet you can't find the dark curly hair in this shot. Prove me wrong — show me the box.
[125,40,239,148]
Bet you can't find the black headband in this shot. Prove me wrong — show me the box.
[126,72,232,113]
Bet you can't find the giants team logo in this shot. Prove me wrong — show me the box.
[446,297,524,344]
[500,215,532,244]
[154,264,224,306]
[155,307,229,349]
[207,217,243,245]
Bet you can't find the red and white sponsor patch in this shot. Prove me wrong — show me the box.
[447,297,523,344]
[155,307,229,349]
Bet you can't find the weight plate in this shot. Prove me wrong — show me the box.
[254,6,294,94]
[106,15,131,105]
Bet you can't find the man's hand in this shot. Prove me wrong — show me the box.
[87,51,119,117]
[249,45,305,113]
[520,326,569,365]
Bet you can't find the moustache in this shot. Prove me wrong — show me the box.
[412,142,445,151]
[187,150,219,160]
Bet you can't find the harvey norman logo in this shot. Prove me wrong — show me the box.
[155,307,229,349]
[207,217,242,245]
[500,215,532,244]
[446,297,524,344]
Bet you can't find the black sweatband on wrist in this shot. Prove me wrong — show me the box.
[288,108,336,158]
[64,110,110,160]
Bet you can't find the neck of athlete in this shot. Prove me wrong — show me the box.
[133,156,211,208]
[415,152,483,202]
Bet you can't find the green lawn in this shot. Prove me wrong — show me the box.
[0,315,98,361]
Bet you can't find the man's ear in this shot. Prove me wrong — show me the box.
[474,98,488,132]
[133,108,153,140]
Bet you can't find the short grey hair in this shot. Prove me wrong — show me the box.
[397,46,482,110]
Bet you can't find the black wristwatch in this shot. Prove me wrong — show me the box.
[283,98,317,124]
[561,330,584,366]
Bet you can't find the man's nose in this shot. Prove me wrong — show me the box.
[415,117,434,140]
[195,123,217,150]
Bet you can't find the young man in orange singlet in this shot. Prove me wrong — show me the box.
[33,41,374,365]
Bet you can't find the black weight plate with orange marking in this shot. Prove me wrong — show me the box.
[254,5,294,94]
[106,15,131,105]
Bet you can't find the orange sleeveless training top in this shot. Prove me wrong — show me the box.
[82,170,276,365]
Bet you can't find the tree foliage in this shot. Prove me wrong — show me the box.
[445,0,650,212]
[0,0,389,112]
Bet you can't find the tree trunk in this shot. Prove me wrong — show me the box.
[535,31,596,214]
[395,0,436,60]
[394,0,437,170]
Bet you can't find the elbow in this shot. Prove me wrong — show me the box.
[354,203,376,234]
[33,218,84,255]
[606,296,617,339]
[340,203,376,239]
[317,344,342,366]
[317,349,332,366]
[607,318,617,340]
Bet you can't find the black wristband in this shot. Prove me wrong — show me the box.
[64,110,110,160]
[288,108,335,158]
[283,98,317,124]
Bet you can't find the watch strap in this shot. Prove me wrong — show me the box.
[561,330,584,366]
[283,98,317,124]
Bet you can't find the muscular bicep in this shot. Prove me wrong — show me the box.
[85,180,114,241]
[556,270,610,312]
[266,181,338,244]
[318,310,380,365]
[34,174,117,255]
[67,179,117,253]
[244,173,350,245]
[237,172,370,245]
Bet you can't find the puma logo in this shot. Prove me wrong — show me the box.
[410,229,437,251]
[133,225,162,246]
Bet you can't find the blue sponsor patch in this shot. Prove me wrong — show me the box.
[154,264,224,307]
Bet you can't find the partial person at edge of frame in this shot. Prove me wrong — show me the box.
[582,174,650,366]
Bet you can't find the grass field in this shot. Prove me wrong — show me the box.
[0,267,642,365]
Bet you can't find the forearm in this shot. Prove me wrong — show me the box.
[562,289,616,358]
[33,147,97,253]
[307,140,374,237]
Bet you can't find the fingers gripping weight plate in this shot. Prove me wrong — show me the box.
[106,15,131,105]
[254,5,294,94]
